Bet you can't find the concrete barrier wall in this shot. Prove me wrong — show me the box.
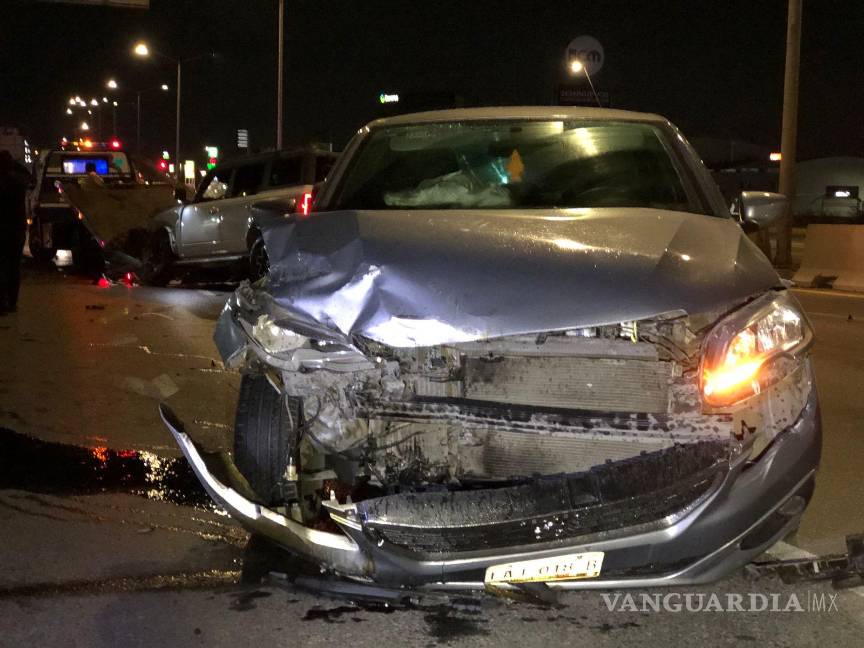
[793,224,864,292]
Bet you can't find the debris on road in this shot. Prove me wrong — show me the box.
[746,534,864,589]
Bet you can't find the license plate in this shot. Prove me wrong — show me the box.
[484,552,604,584]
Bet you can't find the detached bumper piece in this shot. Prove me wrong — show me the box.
[358,442,728,555]
[746,534,864,590]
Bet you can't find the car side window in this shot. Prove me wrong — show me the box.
[269,155,303,188]
[231,163,265,197]
[197,170,230,202]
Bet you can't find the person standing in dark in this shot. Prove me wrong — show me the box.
[0,150,32,315]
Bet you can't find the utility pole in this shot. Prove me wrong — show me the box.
[175,60,182,173]
[276,0,285,150]
[136,92,142,155]
[777,0,803,266]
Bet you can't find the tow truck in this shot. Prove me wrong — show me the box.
[27,138,139,271]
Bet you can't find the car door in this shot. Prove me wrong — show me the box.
[178,167,232,257]
[217,160,267,255]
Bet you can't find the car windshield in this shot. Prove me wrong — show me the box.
[332,120,700,212]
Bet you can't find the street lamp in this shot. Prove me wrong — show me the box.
[106,79,118,90]
[80,121,90,131]
[133,41,214,172]
[568,59,602,108]
[106,76,171,155]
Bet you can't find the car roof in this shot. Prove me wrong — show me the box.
[220,147,338,168]
[367,106,668,129]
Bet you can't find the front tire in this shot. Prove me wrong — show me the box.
[140,230,174,287]
[248,233,269,282]
[233,373,301,505]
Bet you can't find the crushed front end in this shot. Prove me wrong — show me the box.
[162,280,820,589]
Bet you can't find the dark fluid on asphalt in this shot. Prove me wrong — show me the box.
[0,427,214,509]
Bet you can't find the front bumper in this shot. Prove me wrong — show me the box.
[160,384,821,589]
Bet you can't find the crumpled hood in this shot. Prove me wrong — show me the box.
[255,206,780,347]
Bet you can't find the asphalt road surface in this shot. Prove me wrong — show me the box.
[1,264,863,647]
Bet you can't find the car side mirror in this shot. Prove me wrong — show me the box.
[174,186,189,203]
[734,191,787,233]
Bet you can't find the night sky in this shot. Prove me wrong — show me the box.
[1,0,861,164]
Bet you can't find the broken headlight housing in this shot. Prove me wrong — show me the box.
[251,314,308,355]
[700,291,813,407]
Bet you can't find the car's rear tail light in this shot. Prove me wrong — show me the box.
[297,191,314,218]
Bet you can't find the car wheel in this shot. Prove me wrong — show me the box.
[140,230,174,287]
[248,234,269,282]
[27,228,55,262]
[234,373,301,506]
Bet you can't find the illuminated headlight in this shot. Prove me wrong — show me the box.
[251,315,307,355]
[701,292,812,407]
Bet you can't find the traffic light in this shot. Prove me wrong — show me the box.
[205,145,218,170]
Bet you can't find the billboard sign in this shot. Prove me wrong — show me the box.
[566,35,604,76]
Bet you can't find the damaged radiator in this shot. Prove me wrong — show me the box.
[403,335,675,414]
[462,355,671,413]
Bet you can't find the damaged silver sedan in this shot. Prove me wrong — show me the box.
[162,107,820,590]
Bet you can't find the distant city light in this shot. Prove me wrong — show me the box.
[770,152,782,162]
[107,79,118,89]
[161,84,169,91]
[835,190,851,198]
[133,42,150,57]
[80,121,90,131]
[90,98,99,106]
[65,108,72,115]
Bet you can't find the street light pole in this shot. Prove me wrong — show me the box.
[134,42,212,174]
[175,60,182,169]
[568,59,602,108]
[276,0,284,150]
[582,68,601,108]
[776,0,803,267]
[136,91,142,154]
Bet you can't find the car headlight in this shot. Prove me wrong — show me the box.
[700,292,813,407]
[251,315,308,355]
